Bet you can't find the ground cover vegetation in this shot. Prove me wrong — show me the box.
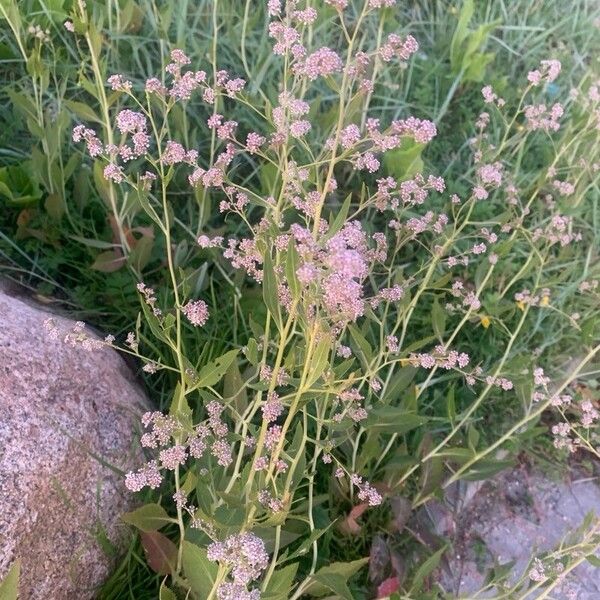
[1,0,599,598]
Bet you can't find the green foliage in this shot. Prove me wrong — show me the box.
[121,503,175,532]
[1,1,599,599]
[181,541,219,599]
[0,164,42,206]
[0,560,20,600]
[449,0,500,83]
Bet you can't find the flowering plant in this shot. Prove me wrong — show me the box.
[2,0,600,597]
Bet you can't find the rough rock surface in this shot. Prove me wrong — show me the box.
[426,464,600,599]
[0,286,149,599]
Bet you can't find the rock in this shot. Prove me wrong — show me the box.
[431,464,600,599]
[0,286,149,599]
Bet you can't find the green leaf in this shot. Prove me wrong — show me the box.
[213,504,246,528]
[383,138,424,181]
[402,335,436,355]
[305,558,368,599]
[159,583,177,600]
[44,192,65,220]
[284,422,306,494]
[436,447,474,462]
[285,239,301,301]
[431,299,446,340]
[0,560,20,600]
[348,324,373,366]
[409,545,447,593]
[139,301,170,346]
[7,90,37,121]
[70,235,115,250]
[121,503,174,532]
[326,193,352,239]
[283,526,332,562]
[263,563,299,599]
[91,250,126,272]
[259,161,279,194]
[65,100,103,123]
[306,337,331,387]
[365,407,427,434]
[461,458,514,481]
[586,554,600,568]
[193,349,240,389]
[169,381,192,427]
[245,338,259,365]
[224,359,248,414]
[383,366,417,403]
[181,541,219,599]
[446,386,456,422]
[0,164,42,206]
[449,0,499,82]
[464,51,495,82]
[467,424,480,451]
[450,0,474,71]
[129,229,154,272]
[93,160,112,205]
[310,573,353,599]
[263,251,282,328]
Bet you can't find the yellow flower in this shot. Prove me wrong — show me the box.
[540,295,550,306]
[480,315,491,328]
[516,301,525,311]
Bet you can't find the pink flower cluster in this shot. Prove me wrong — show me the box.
[334,387,367,423]
[379,34,418,62]
[73,50,249,190]
[527,59,561,86]
[125,403,234,492]
[531,214,581,247]
[552,179,575,196]
[181,299,209,327]
[369,0,396,7]
[514,288,551,308]
[471,162,503,200]
[350,474,382,506]
[481,85,505,107]
[72,125,103,157]
[390,117,437,144]
[278,220,390,324]
[394,210,448,237]
[163,49,208,101]
[108,74,132,92]
[261,391,284,423]
[325,0,348,9]
[411,346,470,370]
[258,489,284,513]
[397,174,445,206]
[43,318,106,351]
[524,103,563,132]
[294,47,343,80]
[272,92,312,143]
[137,282,161,316]
[207,532,269,599]
[224,237,263,282]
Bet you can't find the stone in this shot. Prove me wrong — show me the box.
[0,285,149,599]
[428,464,600,599]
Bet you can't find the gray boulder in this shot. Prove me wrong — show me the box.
[428,465,600,598]
[0,286,149,599]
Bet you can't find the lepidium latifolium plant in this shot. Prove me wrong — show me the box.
[41,0,600,598]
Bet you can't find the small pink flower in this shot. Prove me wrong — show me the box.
[296,47,343,80]
[182,299,209,326]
